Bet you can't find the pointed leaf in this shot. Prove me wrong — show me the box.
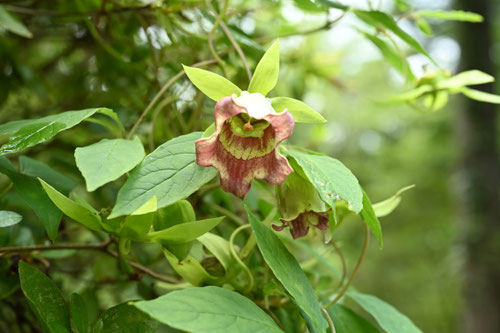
[0,108,112,155]
[248,40,280,96]
[416,10,483,22]
[285,149,363,213]
[148,217,224,244]
[359,189,383,248]
[347,292,422,333]
[437,70,494,90]
[372,185,414,217]
[198,233,233,271]
[460,87,500,104]
[39,179,103,232]
[354,10,435,64]
[109,132,217,218]
[271,97,326,123]
[19,156,76,196]
[0,157,62,241]
[75,137,145,191]
[248,208,328,333]
[0,5,32,38]
[183,65,241,101]
[19,261,71,332]
[135,286,283,333]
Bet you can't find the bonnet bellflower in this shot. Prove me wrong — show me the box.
[195,91,294,199]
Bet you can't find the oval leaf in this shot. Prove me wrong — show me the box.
[0,210,22,227]
[70,293,89,333]
[183,65,241,102]
[285,149,363,213]
[328,304,379,333]
[94,302,158,333]
[248,40,280,96]
[19,261,71,332]
[109,132,217,218]
[347,292,422,333]
[247,208,328,333]
[271,97,326,123]
[75,137,145,191]
[135,286,283,333]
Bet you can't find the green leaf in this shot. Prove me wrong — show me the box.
[75,137,145,191]
[94,302,158,333]
[247,208,328,333]
[460,87,500,104]
[19,156,76,196]
[183,65,241,102]
[0,210,22,227]
[153,200,195,260]
[0,108,112,156]
[416,10,483,22]
[437,70,494,90]
[135,286,283,333]
[163,249,217,286]
[70,293,89,333]
[372,185,414,217]
[120,213,154,241]
[109,132,217,218]
[0,121,66,156]
[316,0,349,10]
[382,85,433,104]
[416,18,433,36]
[347,292,422,333]
[248,40,280,96]
[39,179,103,232]
[328,304,379,333]
[0,5,32,38]
[18,261,71,333]
[354,10,435,64]
[285,149,363,213]
[271,97,326,123]
[198,233,233,271]
[358,30,415,81]
[0,157,62,241]
[359,189,383,248]
[148,217,224,244]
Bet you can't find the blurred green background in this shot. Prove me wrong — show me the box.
[1,0,500,332]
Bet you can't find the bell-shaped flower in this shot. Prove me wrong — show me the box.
[195,92,294,199]
[272,169,330,239]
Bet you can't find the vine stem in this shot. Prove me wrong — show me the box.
[325,224,370,309]
[331,240,347,291]
[0,240,181,284]
[127,59,217,139]
[219,21,252,82]
[322,307,337,333]
[207,0,229,76]
[229,224,254,292]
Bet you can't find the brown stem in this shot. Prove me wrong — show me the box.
[0,239,181,284]
[325,224,370,308]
